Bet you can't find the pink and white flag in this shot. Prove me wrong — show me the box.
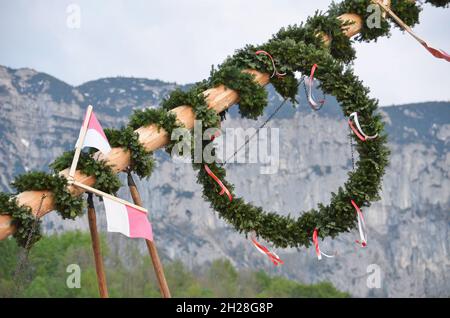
[103,197,153,241]
[77,110,111,155]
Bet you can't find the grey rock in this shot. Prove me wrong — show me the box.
[0,65,448,297]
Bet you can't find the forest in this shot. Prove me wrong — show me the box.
[0,231,348,298]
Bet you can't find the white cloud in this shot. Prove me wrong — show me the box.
[0,0,448,105]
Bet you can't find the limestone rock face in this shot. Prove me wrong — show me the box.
[0,65,448,297]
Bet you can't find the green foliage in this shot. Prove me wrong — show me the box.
[425,0,450,7]
[0,192,41,248]
[162,83,220,130]
[11,171,84,222]
[0,231,349,298]
[51,151,121,195]
[328,0,421,42]
[390,0,422,30]
[128,107,184,154]
[328,0,390,41]
[254,271,348,298]
[306,13,357,64]
[129,107,182,134]
[3,0,430,248]
[161,83,220,155]
[210,65,268,119]
[275,13,356,64]
[104,127,155,179]
[195,31,390,248]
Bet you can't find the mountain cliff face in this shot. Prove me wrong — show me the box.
[0,65,448,297]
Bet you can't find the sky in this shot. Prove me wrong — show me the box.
[0,0,448,106]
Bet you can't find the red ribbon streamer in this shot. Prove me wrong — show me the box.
[421,43,450,63]
[251,237,284,266]
[255,50,286,78]
[204,164,232,202]
[348,119,367,142]
[307,64,325,110]
[312,228,336,260]
[351,200,368,247]
[348,112,378,142]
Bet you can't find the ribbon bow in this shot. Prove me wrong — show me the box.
[313,228,336,260]
[306,64,325,110]
[204,164,232,202]
[256,50,286,79]
[351,200,368,247]
[251,235,284,266]
[348,112,378,141]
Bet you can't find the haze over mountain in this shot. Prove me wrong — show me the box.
[0,65,448,297]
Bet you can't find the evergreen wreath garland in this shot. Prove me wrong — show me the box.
[180,8,402,248]
[194,38,390,248]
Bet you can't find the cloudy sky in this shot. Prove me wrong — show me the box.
[0,0,448,105]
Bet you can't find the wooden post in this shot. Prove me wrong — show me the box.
[69,105,93,179]
[87,193,109,298]
[127,171,172,298]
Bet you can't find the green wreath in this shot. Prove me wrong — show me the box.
[162,9,405,248]
[194,41,389,249]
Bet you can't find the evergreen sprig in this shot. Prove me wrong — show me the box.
[210,65,268,119]
[104,127,155,178]
[425,0,450,8]
[50,151,121,195]
[129,107,182,133]
[0,192,41,248]
[11,171,84,221]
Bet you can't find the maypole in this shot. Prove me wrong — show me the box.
[0,10,366,239]
[1,0,449,292]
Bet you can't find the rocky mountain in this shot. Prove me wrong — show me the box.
[0,65,448,297]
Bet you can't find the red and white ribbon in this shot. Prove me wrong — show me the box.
[312,228,336,260]
[348,112,378,142]
[351,200,368,247]
[307,64,325,110]
[204,164,232,202]
[255,50,286,79]
[251,236,284,266]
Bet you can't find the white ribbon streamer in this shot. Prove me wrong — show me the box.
[349,112,378,140]
[351,200,368,247]
[307,64,325,111]
[313,229,336,260]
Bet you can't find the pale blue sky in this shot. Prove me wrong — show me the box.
[0,0,449,105]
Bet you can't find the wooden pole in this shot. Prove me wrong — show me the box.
[127,171,171,298]
[87,193,109,298]
[0,2,415,240]
[372,0,424,43]
[69,105,93,179]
